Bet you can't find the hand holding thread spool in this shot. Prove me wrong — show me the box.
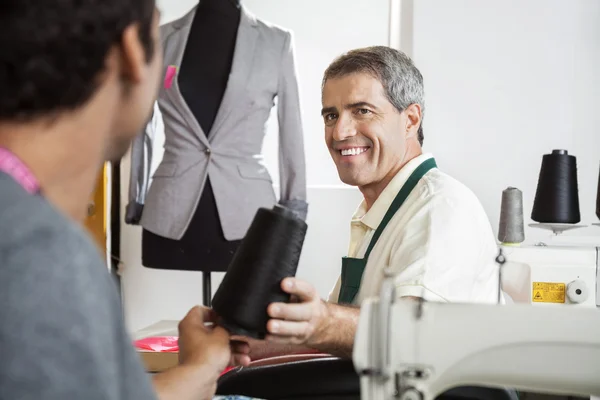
[211,205,308,339]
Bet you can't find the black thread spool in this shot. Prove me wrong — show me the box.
[211,205,308,339]
[531,149,581,224]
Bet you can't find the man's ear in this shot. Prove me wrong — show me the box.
[119,23,147,84]
[404,103,422,139]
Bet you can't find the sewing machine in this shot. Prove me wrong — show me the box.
[500,244,599,307]
[353,245,600,400]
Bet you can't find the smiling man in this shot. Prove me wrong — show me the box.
[248,46,502,360]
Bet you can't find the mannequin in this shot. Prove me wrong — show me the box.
[126,1,308,306]
[142,0,242,276]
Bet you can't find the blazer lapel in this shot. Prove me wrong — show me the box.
[162,6,210,147]
[208,8,259,139]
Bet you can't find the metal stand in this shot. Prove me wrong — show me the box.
[529,222,588,235]
[203,271,212,307]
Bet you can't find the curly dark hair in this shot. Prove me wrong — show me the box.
[0,0,156,121]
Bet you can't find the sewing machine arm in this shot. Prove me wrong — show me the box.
[354,296,600,400]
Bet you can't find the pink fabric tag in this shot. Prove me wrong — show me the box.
[164,65,177,89]
[133,335,233,376]
[134,336,179,352]
[0,147,39,194]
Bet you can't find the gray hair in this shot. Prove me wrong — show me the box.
[322,46,425,145]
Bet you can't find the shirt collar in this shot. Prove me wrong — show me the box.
[352,153,434,230]
[0,147,40,195]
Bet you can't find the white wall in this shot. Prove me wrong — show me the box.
[120,0,389,333]
[410,0,600,244]
[120,0,600,333]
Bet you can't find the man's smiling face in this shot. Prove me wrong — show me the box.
[321,72,409,189]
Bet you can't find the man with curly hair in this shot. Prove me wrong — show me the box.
[0,1,250,399]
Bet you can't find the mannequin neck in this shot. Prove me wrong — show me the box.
[199,0,241,10]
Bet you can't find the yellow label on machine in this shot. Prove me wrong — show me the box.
[532,282,565,303]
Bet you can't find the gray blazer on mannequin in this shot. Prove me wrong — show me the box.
[126,6,308,241]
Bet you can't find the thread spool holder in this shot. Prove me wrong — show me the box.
[529,223,588,235]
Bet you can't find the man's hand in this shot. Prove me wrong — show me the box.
[230,339,251,367]
[178,306,251,368]
[154,306,234,400]
[264,277,361,358]
[178,306,230,372]
[265,277,330,347]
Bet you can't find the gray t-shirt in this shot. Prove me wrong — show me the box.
[0,173,157,400]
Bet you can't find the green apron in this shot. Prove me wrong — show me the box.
[337,158,438,304]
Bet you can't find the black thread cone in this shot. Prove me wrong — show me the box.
[531,149,580,224]
[212,205,308,339]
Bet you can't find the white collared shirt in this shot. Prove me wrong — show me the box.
[328,153,502,304]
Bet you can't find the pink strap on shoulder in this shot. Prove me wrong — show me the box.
[0,147,40,194]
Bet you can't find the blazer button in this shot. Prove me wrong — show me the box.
[205,148,211,154]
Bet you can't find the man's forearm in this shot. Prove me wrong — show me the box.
[153,364,218,400]
[311,301,360,358]
[248,338,316,360]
